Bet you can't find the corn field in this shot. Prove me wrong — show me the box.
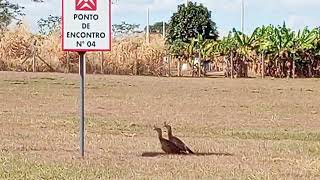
[0,24,168,76]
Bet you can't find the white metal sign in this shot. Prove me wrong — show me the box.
[62,0,111,51]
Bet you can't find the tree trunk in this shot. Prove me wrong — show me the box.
[32,43,36,72]
[198,53,201,78]
[177,58,181,77]
[224,56,228,78]
[275,59,279,78]
[308,62,312,78]
[168,56,171,77]
[244,57,248,78]
[260,54,264,79]
[293,60,296,79]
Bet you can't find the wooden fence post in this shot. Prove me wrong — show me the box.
[198,53,201,78]
[66,51,70,73]
[100,52,104,74]
[134,53,138,75]
[177,58,181,77]
[223,56,228,78]
[293,60,296,79]
[231,54,234,79]
[32,40,37,72]
[168,56,171,77]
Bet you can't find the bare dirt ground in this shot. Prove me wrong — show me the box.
[0,71,320,179]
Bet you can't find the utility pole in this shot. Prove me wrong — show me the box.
[241,0,245,32]
[162,21,166,38]
[146,7,150,44]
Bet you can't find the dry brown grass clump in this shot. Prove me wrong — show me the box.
[0,24,61,72]
[101,33,167,75]
[0,24,33,71]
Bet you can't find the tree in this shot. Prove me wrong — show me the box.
[145,22,168,34]
[167,2,218,44]
[38,15,61,35]
[112,21,140,37]
[0,1,25,30]
[35,0,119,35]
[0,0,59,31]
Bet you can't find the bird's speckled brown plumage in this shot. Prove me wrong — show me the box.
[163,122,194,154]
[153,126,186,154]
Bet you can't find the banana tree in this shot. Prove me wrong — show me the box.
[191,33,205,77]
[231,28,260,77]
[265,23,295,77]
[181,23,320,78]
[167,39,188,76]
[213,32,238,77]
[292,27,318,77]
[253,25,274,77]
[232,28,259,58]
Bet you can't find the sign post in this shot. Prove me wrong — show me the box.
[79,51,85,157]
[62,0,111,158]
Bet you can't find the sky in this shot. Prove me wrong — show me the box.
[10,0,320,36]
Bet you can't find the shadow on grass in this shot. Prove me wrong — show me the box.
[141,152,234,157]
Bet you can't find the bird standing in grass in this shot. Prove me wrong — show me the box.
[153,126,186,154]
[163,122,194,154]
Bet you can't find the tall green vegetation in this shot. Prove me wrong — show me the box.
[37,15,61,35]
[0,0,48,31]
[0,1,25,31]
[112,21,140,37]
[166,2,218,60]
[166,2,219,76]
[201,23,320,78]
[167,2,218,44]
[145,22,168,34]
[163,2,320,78]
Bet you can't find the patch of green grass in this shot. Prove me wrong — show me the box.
[2,79,28,85]
[58,117,149,137]
[173,126,320,142]
[85,117,150,135]
[39,77,57,81]
[226,130,320,141]
[272,141,320,156]
[308,144,320,156]
[0,153,121,180]
[65,83,76,86]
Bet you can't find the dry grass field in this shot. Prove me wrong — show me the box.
[0,71,320,179]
